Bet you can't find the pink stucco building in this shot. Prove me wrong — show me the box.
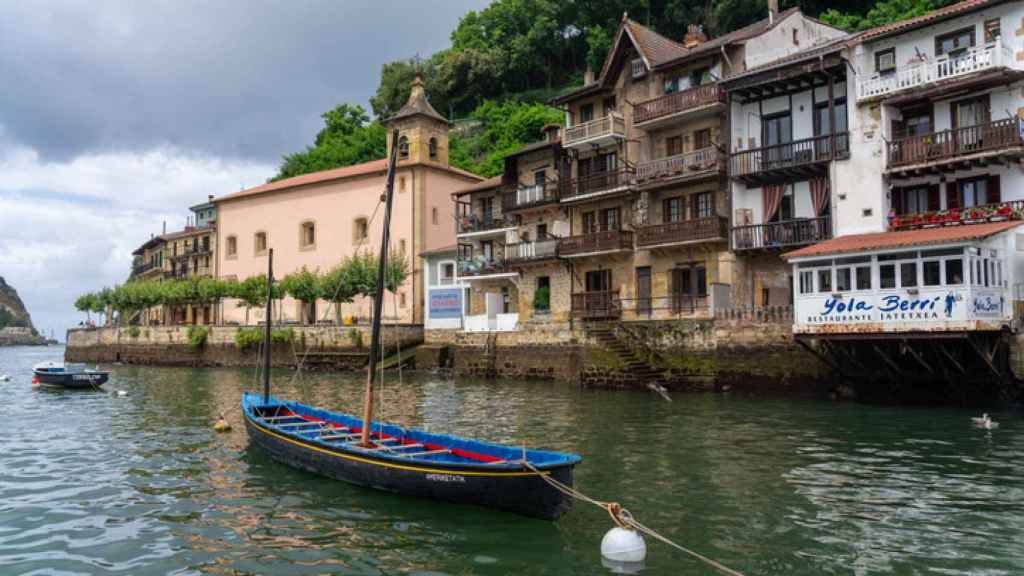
[214,77,482,325]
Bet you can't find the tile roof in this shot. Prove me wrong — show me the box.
[452,175,503,197]
[419,244,458,258]
[214,158,481,204]
[856,0,1000,43]
[660,7,803,66]
[783,221,1024,259]
[623,19,689,68]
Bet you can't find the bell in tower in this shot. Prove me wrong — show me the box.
[385,74,449,166]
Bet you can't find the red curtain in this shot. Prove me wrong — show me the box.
[763,184,783,222]
[810,178,830,216]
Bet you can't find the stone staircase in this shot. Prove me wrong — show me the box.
[586,324,666,385]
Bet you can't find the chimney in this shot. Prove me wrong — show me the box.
[683,24,707,49]
[768,0,779,23]
[542,123,562,143]
[583,65,595,85]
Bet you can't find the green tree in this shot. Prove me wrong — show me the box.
[75,293,97,323]
[318,260,361,323]
[280,267,321,323]
[450,99,563,176]
[272,104,387,181]
[819,0,953,31]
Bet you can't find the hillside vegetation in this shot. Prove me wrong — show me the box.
[273,0,954,180]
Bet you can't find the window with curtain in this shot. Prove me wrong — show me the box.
[692,192,713,219]
[663,197,683,223]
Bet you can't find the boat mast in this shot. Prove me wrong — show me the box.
[359,129,400,446]
[262,248,274,404]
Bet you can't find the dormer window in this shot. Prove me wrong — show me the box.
[631,58,647,79]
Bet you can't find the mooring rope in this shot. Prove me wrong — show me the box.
[522,462,745,576]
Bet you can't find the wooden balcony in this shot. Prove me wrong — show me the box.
[457,258,514,279]
[730,134,849,184]
[456,213,514,236]
[636,216,728,249]
[563,114,626,149]
[501,182,559,212]
[571,291,621,319]
[731,216,831,251]
[733,133,851,182]
[635,147,724,188]
[890,200,1024,231]
[559,168,635,203]
[634,83,725,128]
[558,229,634,257]
[505,238,560,264]
[857,40,1017,102]
[886,118,1024,176]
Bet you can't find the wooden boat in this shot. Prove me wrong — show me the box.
[241,130,582,519]
[32,361,109,388]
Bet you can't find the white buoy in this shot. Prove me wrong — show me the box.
[601,527,647,563]
[116,390,128,397]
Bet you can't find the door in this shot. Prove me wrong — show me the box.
[584,270,612,317]
[636,267,651,317]
[762,112,792,168]
[485,292,503,331]
[952,96,990,152]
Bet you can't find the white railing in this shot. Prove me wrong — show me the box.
[517,184,546,205]
[509,238,559,261]
[463,313,518,332]
[564,114,626,147]
[636,147,720,180]
[857,40,1014,101]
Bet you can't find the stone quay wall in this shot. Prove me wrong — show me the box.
[65,324,423,369]
[419,307,830,394]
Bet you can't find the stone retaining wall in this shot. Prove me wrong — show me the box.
[65,324,423,369]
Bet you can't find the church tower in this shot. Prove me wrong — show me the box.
[384,74,449,166]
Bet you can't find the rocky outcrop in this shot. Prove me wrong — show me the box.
[0,276,45,345]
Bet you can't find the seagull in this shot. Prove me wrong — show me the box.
[646,382,672,402]
[972,413,999,429]
[971,413,990,425]
[0,375,10,382]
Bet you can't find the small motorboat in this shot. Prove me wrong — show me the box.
[32,361,109,388]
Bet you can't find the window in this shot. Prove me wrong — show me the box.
[354,217,368,242]
[300,221,315,249]
[900,262,918,287]
[254,231,268,255]
[880,264,896,289]
[399,177,406,192]
[875,48,896,73]
[893,105,932,138]
[691,192,713,219]
[799,270,813,294]
[533,170,547,187]
[480,240,494,261]
[579,103,594,124]
[893,185,937,215]
[856,266,872,290]
[480,196,494,222]
[536,223,547,238]
[923,260,941,286]
[535,276,550,311]
[689,67,710,87]
[600,207,620,231]
[815,99,848,138]
[936,27,975,56]
[440,262,455,285]
[817,269,832,293]
[762,111,792,147]
[663,197,683,223]
[985,18,1001,42]
[769,186,794,222]
[946,258,964,285]
[664,77,678,94]
[602,96,616,116]
[836,268,851,292]
[631,58,646,78]
[432,207,439,225]
[582,211,597,234]
[958,177,991,208]
[400,292,407,308]
[429,137,438,159]
[694,128,712,150]
[398,136,409,159]
[666,135,683,157]
[399,239,406,254]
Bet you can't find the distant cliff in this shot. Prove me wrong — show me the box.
[0,276,46,345]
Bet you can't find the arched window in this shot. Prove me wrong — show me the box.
[226,235,237,257]
[398,136,409,159]
[254,231,268,255]
[429,137,438,159]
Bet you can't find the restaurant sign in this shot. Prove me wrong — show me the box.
[429,288,463,319]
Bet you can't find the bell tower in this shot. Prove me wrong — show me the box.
[384,74,449,166]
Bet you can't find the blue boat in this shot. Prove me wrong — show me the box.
[241,131,582,519]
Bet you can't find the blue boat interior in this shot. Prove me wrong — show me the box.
[242,392,581,469]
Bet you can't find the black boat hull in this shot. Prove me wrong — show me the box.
[243,415,575,519]
[33,370,108,388]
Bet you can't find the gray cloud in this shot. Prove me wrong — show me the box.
[0,0,488,163]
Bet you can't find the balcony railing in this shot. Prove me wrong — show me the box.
[634,83,725,124]
[890,200,1024,230]
[887,118,1024,169]
[506,237,560,263]
[458,258,509,277]
[636,147,722,182]
[501,182,559,212]
[731,134,849,179]
[637,216,727,248]
[563,114,626,147]
[132,262,158,276]
[456,213,512,235]
[558,229,634,256]
[571,290,621,319]
[857,40,1014,101]
[731,216,831,251]
[560,168,635,201]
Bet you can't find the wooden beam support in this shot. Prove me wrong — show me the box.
[901,339,935,375]
[935,341,966,374]
[967,334,1002,379]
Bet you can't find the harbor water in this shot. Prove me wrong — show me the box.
[1,345,1022,575]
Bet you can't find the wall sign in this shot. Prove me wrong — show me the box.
[429,288,462,319]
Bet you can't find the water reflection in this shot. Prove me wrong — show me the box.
[0,346,1022,575]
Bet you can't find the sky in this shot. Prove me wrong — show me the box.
[0,0,489,341]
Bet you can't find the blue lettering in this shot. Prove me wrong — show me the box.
[879,295,900,312]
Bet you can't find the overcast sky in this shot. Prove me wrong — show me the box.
[0,0,488,340]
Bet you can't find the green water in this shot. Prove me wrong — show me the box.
[1,345,1023,575]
